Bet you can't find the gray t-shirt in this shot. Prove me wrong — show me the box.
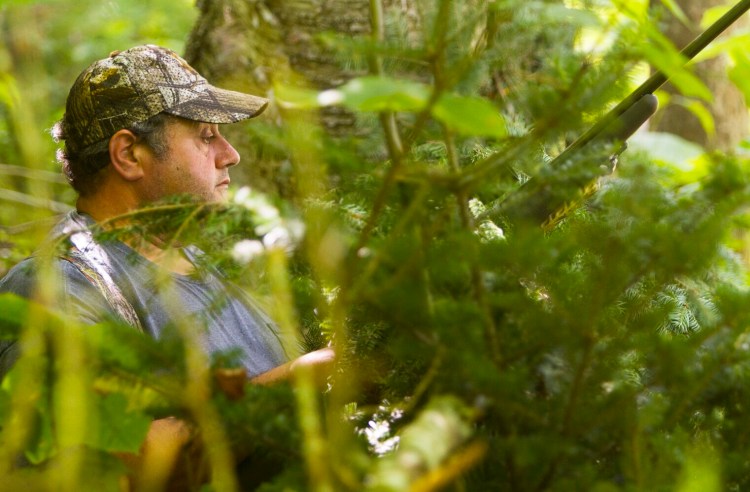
[0,212,288,379]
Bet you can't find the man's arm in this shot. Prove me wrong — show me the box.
[250,347,336,386]
[122,348,335,490]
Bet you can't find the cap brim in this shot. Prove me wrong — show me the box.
[165,86,269,123]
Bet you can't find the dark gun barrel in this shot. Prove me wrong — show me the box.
[552,0,750,167]
[483,94,659,227]
[588,93,658,155]
[490,0,750,228]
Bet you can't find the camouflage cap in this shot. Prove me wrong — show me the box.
[62,44,269,155]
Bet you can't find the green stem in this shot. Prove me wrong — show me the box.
[356,0,405,253]
[535,338,595,491]
[349,184,430,299]
[434,0,500,365]
[165,203,207,249]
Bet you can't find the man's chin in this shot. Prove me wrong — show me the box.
[212,187,230,202]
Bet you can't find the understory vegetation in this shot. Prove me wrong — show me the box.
[3,0,750,490]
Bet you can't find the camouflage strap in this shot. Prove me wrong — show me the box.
[58,213,144,333]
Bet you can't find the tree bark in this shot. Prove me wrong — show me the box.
[182,0,574,195]
[651,0,748,151]
[184,0,374,194]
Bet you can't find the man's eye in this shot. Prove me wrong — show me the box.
[202,134,215,144]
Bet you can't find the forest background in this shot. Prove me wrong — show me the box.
[3,0,750,490]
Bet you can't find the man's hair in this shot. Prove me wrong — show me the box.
[51,113,172,196]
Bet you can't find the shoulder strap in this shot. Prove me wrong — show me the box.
[56,213,144,333]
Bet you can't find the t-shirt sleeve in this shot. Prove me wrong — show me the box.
[0,257,115,323]
[0,257,116,379]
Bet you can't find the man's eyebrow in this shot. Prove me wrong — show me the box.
[194,121,218,130]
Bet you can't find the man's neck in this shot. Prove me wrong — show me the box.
[137,241,196,276]
[76,190,136,225]
[76,197,196,276]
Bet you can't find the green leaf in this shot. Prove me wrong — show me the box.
[85,322,149,371]
[0,74,21,110]
[728,51,750,104]
[6,448,127,492]
[84,392,151,453]
[678,99,714,137]
[1,359,56,466]
[529,3,601,27]
[660,0,690,27]
[0,293,29,338]
[20,371,57,465]
[25,404,56,465]
[700,5,732,30]
[0,384,9,421]
[275,84,322,110]
[84,321,186,402]
[675,444,721,492]
[641,41,712,102]
[338,76,430,112]
[433,94,507,138]
[693,33,750,63]
[629,131,704,173]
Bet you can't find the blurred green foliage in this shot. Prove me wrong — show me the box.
[3,0,750,491]
[0,0,196,267]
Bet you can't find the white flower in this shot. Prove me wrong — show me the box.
[255,202,280,223]
[231,239,265,265]
[233,186,282,233]
[233,186,252,205]
[318,89,344,106]
[476,220,505,241]
[262,226,292,250]
[233,186,278,218]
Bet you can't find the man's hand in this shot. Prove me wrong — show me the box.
[120,349,335,489]
[119,417,202,491]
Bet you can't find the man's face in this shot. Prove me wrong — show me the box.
[138,117,241,203]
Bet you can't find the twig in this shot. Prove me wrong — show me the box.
[0,163,67,183]
[355,0,405,253]
[433,0,500,366]
[0,188,72,213]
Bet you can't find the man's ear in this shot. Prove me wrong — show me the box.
[108,129,144,181]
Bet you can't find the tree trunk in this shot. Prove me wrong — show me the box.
[182,0,572,195]
[651,0,748,151]
[184,0,374,194]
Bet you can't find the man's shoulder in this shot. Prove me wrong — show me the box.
[0,255,97,296]
[0,257,42,297]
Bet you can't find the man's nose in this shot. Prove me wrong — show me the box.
[217,136,241,168]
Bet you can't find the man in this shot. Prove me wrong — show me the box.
[0,44,332,485]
